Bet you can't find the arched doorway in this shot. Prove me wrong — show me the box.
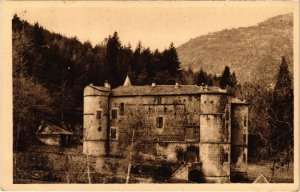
[188,169,205,183]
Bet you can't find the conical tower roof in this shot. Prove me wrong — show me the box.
[123,74,132,86]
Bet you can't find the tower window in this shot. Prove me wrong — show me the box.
[96,110,102,119]
[156,117,164,128]
[243,153,246,162]
[224,153,229,162]
[243,134,247,144]
[111,109,118,119]
[110,127,118,139]
[244,116,247,127]
[225,110,229,120]
[120,103,125,115]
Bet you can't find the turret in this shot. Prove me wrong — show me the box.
[199,92,231,183]
[230,99,249,181]
[83,83,110,156]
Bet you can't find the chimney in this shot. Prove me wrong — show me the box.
[175,82,179,88]
[104,80,111,89]
[151,82,156,87]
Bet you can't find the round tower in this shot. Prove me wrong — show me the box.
[230,102,249,181]
[199,93,231,183]
[83,83,110,156]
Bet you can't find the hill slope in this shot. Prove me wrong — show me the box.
[177,13,293,84]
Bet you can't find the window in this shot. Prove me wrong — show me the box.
[188,96,192,101]
[156,117,164,128]
[157,96,162,104]
[186,127,194,140]
[98,127,102,132]
[224,153,229,162]
[210,100,213,104]
[164,107,167,113]
[225,110,229,120]
[120,103,125,115]
[96,110,102,119]
[111,109,118,119]
[244,116,247,127]
[243,134,247,144]
[110,127,118,139]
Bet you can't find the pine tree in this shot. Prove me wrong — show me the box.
[220,66,231,89]
[268,56,293,156]
[104,32,122,87]
[196,68,208,86]
[220,66,237,89]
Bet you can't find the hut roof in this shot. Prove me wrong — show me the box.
[36,121,73,135]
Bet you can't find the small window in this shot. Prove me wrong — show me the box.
[110,128,118,139]
[243,134,247,144]
[111,109,118,119]
[244,116,247,127]
[225,110,229,120]
[96,110,102,119]
[225,122,229,129]
[157,97,162,104]
[210,100,213,104]
[224,153,229,162]
[164,107,167,113]
[204,101,206,104]
[120,103,125,115]
[156,117,164,128]
[98,127,102,132]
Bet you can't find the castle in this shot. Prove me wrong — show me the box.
[83,76,249,183]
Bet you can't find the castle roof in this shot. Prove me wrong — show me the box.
[111,85,228,96]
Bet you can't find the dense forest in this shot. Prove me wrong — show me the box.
[13,15,294,165]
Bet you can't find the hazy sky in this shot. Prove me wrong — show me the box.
[15,4,293,51]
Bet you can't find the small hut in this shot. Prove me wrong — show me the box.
[36,120,73,146]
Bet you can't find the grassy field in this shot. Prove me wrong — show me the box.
[247,161,293,183]
[14,145,294,183]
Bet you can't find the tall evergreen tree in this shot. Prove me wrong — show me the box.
[219,66,237,89]
[196,68,208,86]
[220,66,231,89]
[104,32,122,87]
[268,56,294,156]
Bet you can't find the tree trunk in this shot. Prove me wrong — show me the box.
[87,155,91,184]
[126,130,135,184]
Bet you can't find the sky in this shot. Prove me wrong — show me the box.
[15,3,293,51]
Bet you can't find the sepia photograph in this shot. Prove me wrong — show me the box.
[0,1,299,190]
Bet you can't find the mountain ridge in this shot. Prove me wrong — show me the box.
[177,13,293,84]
